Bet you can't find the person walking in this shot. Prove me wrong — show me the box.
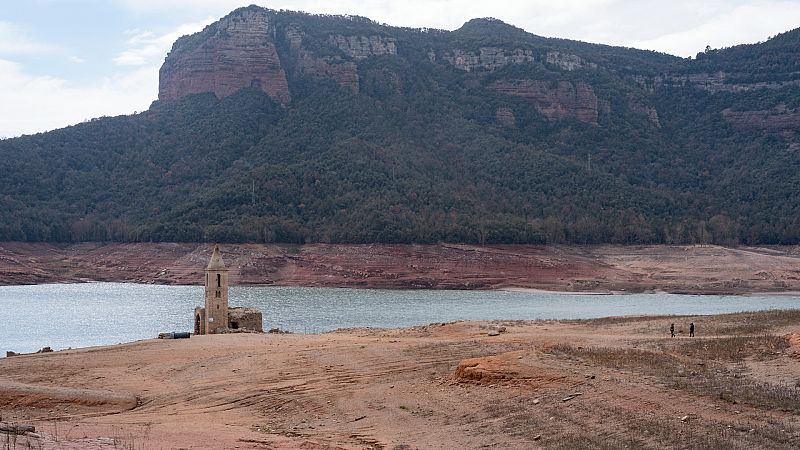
[689,322,695,338]
[670,323,675,338]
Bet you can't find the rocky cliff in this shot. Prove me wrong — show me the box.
[545,51,597,71]
[722,104,800,130]
[159,8,399,102]
[329,35,397,59]
[441,47,534,72]
[158,7,610,128]
[632,72,800,94]
[490,80,599,125]
[158,8,291,104]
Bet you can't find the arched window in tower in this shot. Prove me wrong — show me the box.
[217,273,221,287]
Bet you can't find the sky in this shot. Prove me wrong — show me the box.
[1,0,800,138]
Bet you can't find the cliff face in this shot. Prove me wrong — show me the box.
[329,35,397,59]
[154,7,795,143]
[490,80,599,125]
[545,51,597,71]
[722,104,800,130]
[632,72,800,94]
[441,47,534,72]
[286,27,361,93]
[156,7,611,127]
[158,8,291,104]
[159,9,403,102]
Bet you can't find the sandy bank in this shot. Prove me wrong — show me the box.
[1,310,799,448]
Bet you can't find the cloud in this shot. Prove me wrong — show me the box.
[0,21,58,55]
[627,1,800,57]
[0,16,220,137]
[113,18,215,66]
[0,58,158,138]
[117,0,246,15]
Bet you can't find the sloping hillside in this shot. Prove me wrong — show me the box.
[1,6,798,244]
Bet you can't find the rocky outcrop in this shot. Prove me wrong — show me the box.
[295,54,360,93]
[495,107,516,126]
[490,80,598,125]
[279,25,359,93]
[722,104,800,130]
[329,35,397,59]
[545,51,596,71]
[454,352,572,387]
[159,8,291,104]
[443,47,534,72]
[441,48,595,73]
[628,97,661,127]
[285,25,304,51]
[632,72,800,93]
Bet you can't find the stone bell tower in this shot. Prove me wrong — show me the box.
[204,244,229,334]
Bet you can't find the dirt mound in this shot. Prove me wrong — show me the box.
[0,381,137,412]
[454,352,569,387]
[786,332,800,358]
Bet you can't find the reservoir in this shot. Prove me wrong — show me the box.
[1,282,799,354]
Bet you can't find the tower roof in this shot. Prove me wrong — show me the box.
[206,244,227,270]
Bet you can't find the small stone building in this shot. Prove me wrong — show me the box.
[194,245,263,334]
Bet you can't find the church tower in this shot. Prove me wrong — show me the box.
[204,244,229,334]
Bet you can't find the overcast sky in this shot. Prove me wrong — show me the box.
[2,0,799,138]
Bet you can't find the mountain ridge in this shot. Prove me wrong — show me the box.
[1,6,798,245]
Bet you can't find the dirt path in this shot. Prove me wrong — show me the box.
[1,311,799,449]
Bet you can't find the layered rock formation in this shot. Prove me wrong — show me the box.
[545,51,597,71]
[628,97,661,127]
[159,9,407,101]
[156,5,796,135]
[158,8,291,104]
[294,53,360,93]
[329,35,397,59]
[283,25,360,93]
[495,107,516,127]
[156,6,610,124]
[632,72,800,93]
[442,47,534,72]
[722,104,800,130]
[490,80,599,125]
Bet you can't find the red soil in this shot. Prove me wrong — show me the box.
[1,312,798,449]
[1,242,800,294]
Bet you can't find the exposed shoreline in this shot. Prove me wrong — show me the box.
[1,310,798,449]
[1,242,800,295]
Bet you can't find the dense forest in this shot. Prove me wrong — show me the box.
[1,7,799,245]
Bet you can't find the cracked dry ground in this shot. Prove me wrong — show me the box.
[1,311,800,449]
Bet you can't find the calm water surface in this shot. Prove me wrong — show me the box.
[1,283,798,353]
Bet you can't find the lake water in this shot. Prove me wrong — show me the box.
[1,283,799,354]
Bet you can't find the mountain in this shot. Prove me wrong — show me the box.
[1,6,799,245]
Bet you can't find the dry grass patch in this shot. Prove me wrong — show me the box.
[676,335,789,361]
[702,309,800,335]
[547,344,800,413]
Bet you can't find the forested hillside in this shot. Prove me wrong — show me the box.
[1,6,798,244]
